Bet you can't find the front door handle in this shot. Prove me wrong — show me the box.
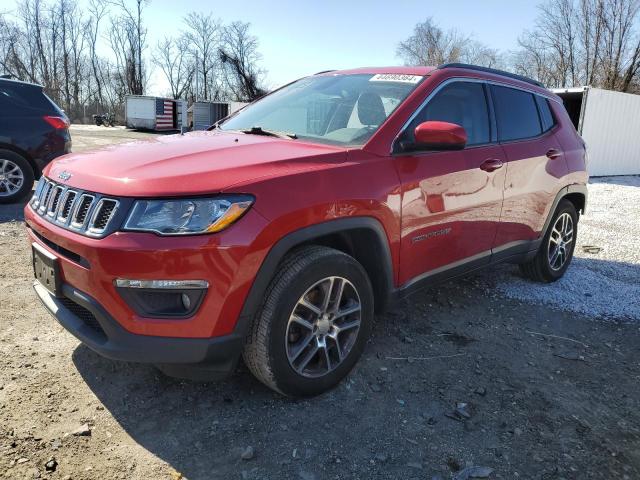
[479,158,504,172]
[546,148,563,159]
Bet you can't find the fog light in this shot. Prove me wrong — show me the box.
[181,293,191,310]
[114,278,208,319]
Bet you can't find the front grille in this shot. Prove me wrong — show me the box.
[59,297,107,342]
[30,178,121,238]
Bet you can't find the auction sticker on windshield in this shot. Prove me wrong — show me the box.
[369,74,423,84]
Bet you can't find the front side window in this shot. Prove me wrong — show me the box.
[492,85,542,141]
[220,73,422,146]
[403,81,491,147]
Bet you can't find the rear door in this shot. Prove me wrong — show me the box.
[395,80,507,285]
[490,85,568,258]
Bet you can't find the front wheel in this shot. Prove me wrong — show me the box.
[519,199,578,282]
[243,246,374,397]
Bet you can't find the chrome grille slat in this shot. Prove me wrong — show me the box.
[30,178,120,238]
[38,181,53,214]
[71,194,95,228]
[57,189,78,224]
[47,186,64,217]
[31,177,46,208]
[87,199,119,235]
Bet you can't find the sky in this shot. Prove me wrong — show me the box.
[6,0,542,95]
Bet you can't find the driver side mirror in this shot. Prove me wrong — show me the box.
[410,121,467,151]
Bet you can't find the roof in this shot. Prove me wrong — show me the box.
[0,77,42,88]
[438,63,544,88]
[318,66,437,76]
[317,65,547,92]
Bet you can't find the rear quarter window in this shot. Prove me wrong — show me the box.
[535,96,556,132]
[491,85,542,142]
[0,82,61,116]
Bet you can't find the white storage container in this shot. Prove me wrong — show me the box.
[125,95,187,131]
[553,86,640,176]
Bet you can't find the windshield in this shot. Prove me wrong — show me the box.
[220,73,423,146]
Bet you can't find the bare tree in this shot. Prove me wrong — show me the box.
[85,0,108,107]
[397,17,470,66]
[219,21,265,101]
[108,0,146,95]
[397,17,503,68]
[153,36,194,99]
[182,12,221,100]
[465,41,504,69]
[1,0,268,122]
[514,0,640,91]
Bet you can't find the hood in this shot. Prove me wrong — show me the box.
[45,130,346,197]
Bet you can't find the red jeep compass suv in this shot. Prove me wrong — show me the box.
[26,64,588,396]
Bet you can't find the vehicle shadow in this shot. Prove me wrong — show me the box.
[0,197,28,223]
[74,340,428,480]
[72,345,280,479]
[71,256,640,478]
[72,277,461,480]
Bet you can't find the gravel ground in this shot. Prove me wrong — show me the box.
[68,125,160,152]
[0,127,638,480]
[492,176,640,320]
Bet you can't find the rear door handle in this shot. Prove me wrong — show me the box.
[546,149,563,159]
[479,159,504,172]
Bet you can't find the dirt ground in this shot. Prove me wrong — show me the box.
[0,126,638,480]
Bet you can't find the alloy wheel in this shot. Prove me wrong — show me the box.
[548,212,574,271]
[285,276,362,378]
[0,159,24,197]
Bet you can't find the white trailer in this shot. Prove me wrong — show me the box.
[125,95,187,131]
[553,86,640,176]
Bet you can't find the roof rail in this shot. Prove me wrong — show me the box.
[314,70,336,75]
[437,63,544,88]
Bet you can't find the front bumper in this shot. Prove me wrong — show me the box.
[25,204,269,339]
[34,280,244,377]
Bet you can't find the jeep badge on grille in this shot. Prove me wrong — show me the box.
[58,171,72,181]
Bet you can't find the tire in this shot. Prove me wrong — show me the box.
[0,149,34,204]
[243,246,374,397]
[519,199,578,282]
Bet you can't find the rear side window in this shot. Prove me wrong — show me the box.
[536,96,555,132]
[0,82,60,116]
[491,85,542,141]
[409,81,491,146]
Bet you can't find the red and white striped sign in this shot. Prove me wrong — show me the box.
[156,99,174,130]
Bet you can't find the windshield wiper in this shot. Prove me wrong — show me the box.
[240,126,297,139]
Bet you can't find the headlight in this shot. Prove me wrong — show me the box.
[123,195,254,235]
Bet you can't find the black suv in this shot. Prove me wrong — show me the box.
[0,78,71,203]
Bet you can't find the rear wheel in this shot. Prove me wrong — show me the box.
[243,246,374,397]
[519,199,578,282]
[0,150,34,204]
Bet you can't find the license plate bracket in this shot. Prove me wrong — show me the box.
[32,243,62,297]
